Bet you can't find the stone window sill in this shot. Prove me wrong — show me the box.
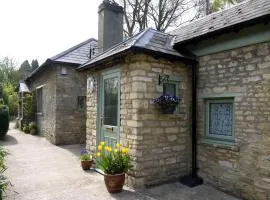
[200,138,240,152]
[158,113,185,120]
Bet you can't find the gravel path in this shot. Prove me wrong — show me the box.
[0,123,241,200]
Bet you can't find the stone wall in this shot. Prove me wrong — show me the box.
[27,65,57,143]
[28,64,86,145]
[86,53,192,187]
[197,42,270,200]
[55,65,87,145]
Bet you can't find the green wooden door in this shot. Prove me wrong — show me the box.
[99,70,120,147]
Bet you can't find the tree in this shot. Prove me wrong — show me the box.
[0,57,20,117]
[18,60,31,80]
[117,0,197,36]
[0,57,19,87]
[203,0,243,15]
[31,59,39,71]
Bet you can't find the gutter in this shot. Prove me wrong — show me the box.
[180,61,203,187]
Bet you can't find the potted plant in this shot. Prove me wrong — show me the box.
[80,149,93,170]
[22,124,30,134]
[153,93,182,114]
[29,122,37,135]
[96,142,132,193]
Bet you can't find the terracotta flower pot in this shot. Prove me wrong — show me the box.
[104,173,125,193]
[81,160,93,170]
[30,129,36,135]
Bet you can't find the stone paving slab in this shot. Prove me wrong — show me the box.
[0,123,242,200]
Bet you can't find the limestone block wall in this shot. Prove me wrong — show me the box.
[85,53,192,188]
[197,42,270,200]
[85,72,99,153]
[27,66,57,143]
[55,65,87,145]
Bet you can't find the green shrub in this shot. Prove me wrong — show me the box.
[23,93,36,123]
[29,122,37,130]
[0,147,9,199]
[22,124,30,134]
[29,122,37,135]
[0,102,9,140]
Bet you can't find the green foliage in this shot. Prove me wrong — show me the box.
[211,0,241,12]
[96,142,133,175]
[31,59,39,71]
[22,124,30,133]
[0,102,9,139]
[0,147,9,198]
[18,60,31,80]
[2,83,18,117]
[29,121,37,130]
[23,93,36,123]
[0,57,20,118]
[0,57,19,88]
[80,152,93,161]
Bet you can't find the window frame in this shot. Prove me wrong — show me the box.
[163,80,179,113]
[205,98,235,142]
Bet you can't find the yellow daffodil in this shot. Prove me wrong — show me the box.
[97,152,101,157]
[114,149,118,153]
[100,141,105,146]
[121,148,129,154]
[116,143,120,148]
[98,145,103,151]
[107,147,112,152]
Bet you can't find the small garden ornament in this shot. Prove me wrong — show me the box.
[153,93,182,114]
[80,149,93,170]
[96,142,132,193]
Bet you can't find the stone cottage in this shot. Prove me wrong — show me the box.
[77,0,270,200]
[25,38,97,145]
[25,0,270,199]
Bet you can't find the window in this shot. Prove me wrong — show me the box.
[206,98,234,141]
[77,96,86,111]
[163,83,176,95]
[36,87,43,113]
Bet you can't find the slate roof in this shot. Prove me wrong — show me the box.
[18,82,30,93]
[171,0,270,44]
[26,38,97,80]
[78,28,193,70]
[49,38,98,65]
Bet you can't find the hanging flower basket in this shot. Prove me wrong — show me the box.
[153,94,182,114]
[160,104,177,114]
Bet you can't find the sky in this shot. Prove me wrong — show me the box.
[0,0,103,67]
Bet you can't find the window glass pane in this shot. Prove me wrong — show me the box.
[209,103,233,136]
[77,96,86,111]
[104,77,118,126]
[36,88,43,113]
[163,83,176,95]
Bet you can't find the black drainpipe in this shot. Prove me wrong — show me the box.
[180,61,203,187]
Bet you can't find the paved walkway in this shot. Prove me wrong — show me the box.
[0,123,242,200]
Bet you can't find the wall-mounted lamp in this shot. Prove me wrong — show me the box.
[87,77,95,93]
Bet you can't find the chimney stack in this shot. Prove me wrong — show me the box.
[98,0,124,52]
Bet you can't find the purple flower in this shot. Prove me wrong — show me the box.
[153,93,182,106]
[80,148,88,155]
